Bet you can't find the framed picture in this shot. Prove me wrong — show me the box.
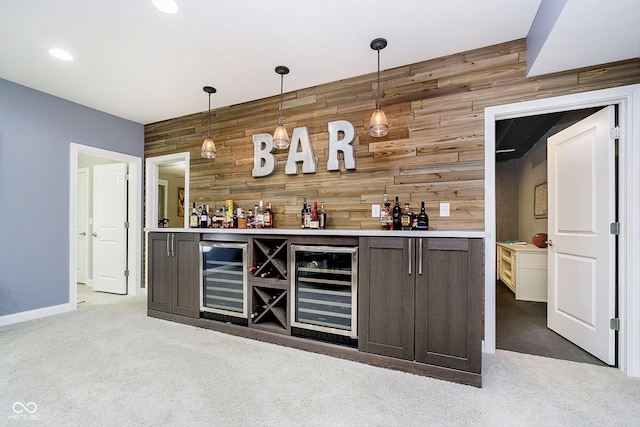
[178,187,185,217]
[534,182,547,219]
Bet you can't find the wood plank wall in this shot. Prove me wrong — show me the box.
[145,39,640,230]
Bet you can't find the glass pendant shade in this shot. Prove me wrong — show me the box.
[369,109,389,137]
[273,125,290,149]
[201,137,217,159]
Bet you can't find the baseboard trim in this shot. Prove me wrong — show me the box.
[0,302,76,327]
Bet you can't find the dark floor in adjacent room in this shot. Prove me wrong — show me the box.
[495,280,607,366]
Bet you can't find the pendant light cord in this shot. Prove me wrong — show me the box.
[376,49,381,110]
[279,74,284,126]
[207,93,211,138]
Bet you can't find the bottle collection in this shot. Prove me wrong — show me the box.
[380,193,429,230]
[300,198,327,229]
[189,200,274,229]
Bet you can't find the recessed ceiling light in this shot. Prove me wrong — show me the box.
[152,0,178,14]
[48,48,73,61]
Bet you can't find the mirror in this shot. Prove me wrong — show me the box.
[145,152,190,229]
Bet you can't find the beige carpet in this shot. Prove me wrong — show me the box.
[1,285,638,426]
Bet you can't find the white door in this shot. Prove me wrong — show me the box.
[547,106,616,365]
[76,168,89,284]
[92,163,128,294]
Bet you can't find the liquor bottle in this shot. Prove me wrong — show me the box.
[310,201,320,229]
[200,204,209,228]
[401,203,413,230]
[416,201,429,230]
[263,202,273,228]
[256,201,264,228]
[381,194,392,230]
[392,196,402,230]
[190,202,199,228]
[319,201,327,229]
[301,198,308,228]
[304,201,312,229]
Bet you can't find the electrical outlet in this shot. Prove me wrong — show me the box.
[439,202,450,217]
[372,204,381,218]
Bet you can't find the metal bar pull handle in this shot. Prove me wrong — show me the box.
[166,234,171,257]
[171,233,176,257]
[418,238,423,275]
[408,239,412,275]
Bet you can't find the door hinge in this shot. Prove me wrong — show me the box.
[124,221,130,229]
[610,127,620,139]
[610,318,620,331]
[125,173,130,181]
[124,269,129,277]
[610,222,620,235]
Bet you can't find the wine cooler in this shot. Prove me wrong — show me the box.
[200,242,248,319]
[290,244,358,338]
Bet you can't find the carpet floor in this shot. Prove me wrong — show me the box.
[1,285,638,426]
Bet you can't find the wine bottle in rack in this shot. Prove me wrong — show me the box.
[248,263,262,273]
[250,304,267,319]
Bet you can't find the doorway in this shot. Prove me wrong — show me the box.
[483,84,640,379]
[494,107,608,365]
[69,143,142,307]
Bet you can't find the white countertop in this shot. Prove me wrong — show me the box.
[145,227,487,239]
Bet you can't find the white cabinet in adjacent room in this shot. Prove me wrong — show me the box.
[497,242,547,302]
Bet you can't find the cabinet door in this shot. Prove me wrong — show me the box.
[148,232,172,312]
[359,237,414,360]
[172,233,200,318]
[415,238,482,373]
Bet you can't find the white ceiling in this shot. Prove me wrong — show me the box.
[0,0,638,125]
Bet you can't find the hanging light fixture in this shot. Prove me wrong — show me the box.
[369,37,388,137]
[273,65,290,149]
[201,86,217,159]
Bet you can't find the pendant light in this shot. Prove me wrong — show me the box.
[201,86,217,159]
[369,38,388,137]
[273,65,290,149]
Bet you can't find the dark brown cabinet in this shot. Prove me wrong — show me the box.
[148,232,199,318]
[359,237,482,374]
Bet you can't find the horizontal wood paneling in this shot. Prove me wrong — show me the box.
[145,39,640,230]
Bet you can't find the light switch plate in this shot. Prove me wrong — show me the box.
[439,202,450,217]
[372,204,381,218]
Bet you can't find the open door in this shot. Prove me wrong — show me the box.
[92,163,128,295]
[547,106,616,365]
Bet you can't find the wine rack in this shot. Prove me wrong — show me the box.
[250,285,289,334]
[250,238,288,282]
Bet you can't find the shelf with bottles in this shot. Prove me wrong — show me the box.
[249,238,288,282]
[249,286,289,334]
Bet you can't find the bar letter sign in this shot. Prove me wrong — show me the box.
[252,120,356,178]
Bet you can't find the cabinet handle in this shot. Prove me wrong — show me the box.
[166,234,171,257]
[418,238,423,275]
[408,239,412,275]
[171,233,176,257]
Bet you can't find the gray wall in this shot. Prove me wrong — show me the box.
[496,159,520,242]
[0,78,143,316]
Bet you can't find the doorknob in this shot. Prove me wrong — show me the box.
[79,232,86,236]
[92,232,99,238]
[545,239,553,247]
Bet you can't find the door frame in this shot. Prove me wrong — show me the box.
[70,143,143,304]
[484,84,640,378]
[76,166,90,284]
